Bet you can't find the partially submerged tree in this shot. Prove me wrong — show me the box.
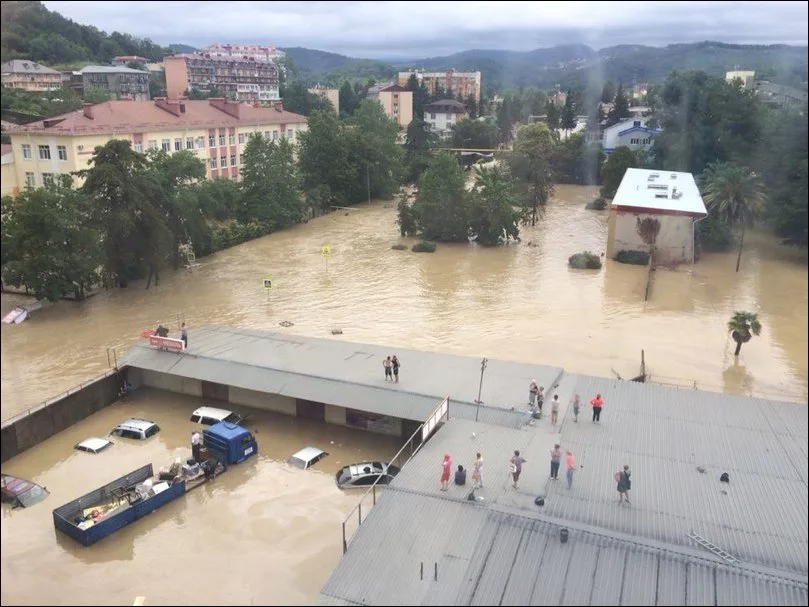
[727,311,762,356]
[510,122,555,226]
[701,161,767,272]
[600,146,636,198]
[412,152,469,242]
[468,164,521,246]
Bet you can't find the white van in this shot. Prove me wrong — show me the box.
[189,406,241,426]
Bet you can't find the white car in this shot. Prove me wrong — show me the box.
[110,418,160,440]
[74,437,113,454]
[287,447,329,470]
[189,406,241,426]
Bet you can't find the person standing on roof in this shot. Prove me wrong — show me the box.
[537,386,545,416]
[181,322,188,349]
[591,392,604,422]
[383,356,393,382]
[472,452,484,489]
[528,380,538,408]
[550,394,560,426]
[440,454,452,491]
[392,355,401,383]
[549,444,562,480]
[510,450,526,489]
[616,464,631,505]
[565,451,577,489]
[570,393,581,423]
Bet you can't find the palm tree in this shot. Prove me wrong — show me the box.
[727,311,762,357]
[701,162,767,272]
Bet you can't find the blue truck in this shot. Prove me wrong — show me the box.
[53,422,257,546]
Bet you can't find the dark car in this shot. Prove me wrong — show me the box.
[335,461,400,489]
[1,474,49,508]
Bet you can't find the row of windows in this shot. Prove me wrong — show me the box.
[23,171,59,188]
[21,144,68,161]
[629,138,652,145]
[209,154,243,169]
[132,130,297,153]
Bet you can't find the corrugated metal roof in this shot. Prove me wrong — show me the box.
[121,326,563,424]
[318,371,808,605]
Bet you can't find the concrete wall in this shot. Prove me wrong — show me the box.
[1,370,123,463]
[140,369,202,397]
[325,404,347,426]
[229,386,296,416]
[609,211,694,265]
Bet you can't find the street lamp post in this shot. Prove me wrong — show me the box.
[366,162,371,206]
[474,357,488,422]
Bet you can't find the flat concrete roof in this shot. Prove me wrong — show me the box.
[318,372,808,605]
[120,326,564,423]
[613,168,707,216]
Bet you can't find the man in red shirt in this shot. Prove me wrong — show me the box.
[591,393,604,422]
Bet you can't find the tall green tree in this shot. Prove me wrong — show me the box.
[412,152,469,242]
[727,311,762,356]
[351,99,404,201]
[545,101,560,130]
[510,122,555,225]
[338,80,359,117]
[607,84,631,126]
[601,81,617,104]
[449,119,499,150]
[600,146,637,198]
[240,134,302,228]
[406,73,430,119]
[466,94,478,120]
[1,176,101,301]
[701,161,767,272]
[551,133,604,185]
[78,139,168,287]
[298,109,358,209]
[468,164,521,246]
[560,90,576,132]
[404,117,437,183]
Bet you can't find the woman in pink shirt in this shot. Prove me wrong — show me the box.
[440,454,452,491]
[565,451,577,489]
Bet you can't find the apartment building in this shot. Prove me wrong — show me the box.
[112,55,148,67]
[81,65,151,101]
[424,99,468,138]
[366,83,413,128]
[308,87,340,114]
[165,44,282,103]
[9,98,307,188]
[397,69,481,103]
[1,144,18,198]
[1,60,63,92]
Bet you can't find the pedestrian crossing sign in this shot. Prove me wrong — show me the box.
[263,277,272,290]
[321,245,332,257]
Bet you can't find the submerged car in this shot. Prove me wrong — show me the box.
[74,437,113,454]
[287,447,329,470]
[1,474,49,508]
[189,406,241,426]
[110,418,160,440]
[335,461,400,489]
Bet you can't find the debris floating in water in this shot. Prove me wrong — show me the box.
[279,320,294,327]
[331,328,343,335]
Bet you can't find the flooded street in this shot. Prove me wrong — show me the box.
[0,389,403,606]
[2,185,807,417]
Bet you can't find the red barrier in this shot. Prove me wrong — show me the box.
[148,335,185,352]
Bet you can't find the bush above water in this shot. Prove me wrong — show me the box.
[391,244,408,250]
[615,250,650,265]
[584,196,607,211]
[412,240,437,253]
[568,251,602,270]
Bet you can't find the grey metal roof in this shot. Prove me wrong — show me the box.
[80,65,148,74]
[318,374,808,605]
[121,326,563,423]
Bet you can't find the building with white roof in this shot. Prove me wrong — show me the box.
[607,168,708,265]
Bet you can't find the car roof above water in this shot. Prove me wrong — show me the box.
[288,446,328,469]
[115,418,157,431]
[191,406,234,420]
[74,437,112,453]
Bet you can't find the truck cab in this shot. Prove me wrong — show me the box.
[202,422,258,466]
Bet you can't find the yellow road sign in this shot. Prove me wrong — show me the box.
[263,277,272,290]
[321,245,332,257]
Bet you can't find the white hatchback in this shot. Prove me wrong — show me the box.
[189,406,241,426]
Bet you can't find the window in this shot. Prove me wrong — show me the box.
[287,129,293,139]
[21,144,32,160]
[186,137,194,149]
[145,425,160,438]
[633,120,641,127]
[209,157,217,169]
[272,130,278,140]
[239,153,245,165]
[230,154,236,166]
[238,133,245,144]
[196,136,205,149]
[174,138,182,151]
[430,112,436,119]
[161,139,171,151]
[38,145,51,160]
[133,142,143,153]
[219,134,226,146]
[41,172,55,186]
[148,140,157,150]
[209,136,216,148]
[229,134,235,145]
[220,155,227,167]
[25,172,35,188]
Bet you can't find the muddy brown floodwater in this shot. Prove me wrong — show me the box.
[1,185,807,605]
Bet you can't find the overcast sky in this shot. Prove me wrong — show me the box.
[43,0,809,59]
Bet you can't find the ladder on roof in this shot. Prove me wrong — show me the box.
[687,531,739,564]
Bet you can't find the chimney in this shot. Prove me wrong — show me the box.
[154,98,182,116]
[82,103,94,120]
[209,97,240,119]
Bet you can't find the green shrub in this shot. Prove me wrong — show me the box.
[615,250,650,265]
[696,213,734,252]
[391,244,408,250]
[568,251,602,269]
[585,196,607,210]
[411,240,437,253]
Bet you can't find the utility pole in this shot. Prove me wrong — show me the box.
[474,357,488,422]
[366,163,371,206]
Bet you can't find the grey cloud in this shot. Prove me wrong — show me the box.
[43,0,808,58]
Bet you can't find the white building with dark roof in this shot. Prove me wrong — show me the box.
[424,99,468,138]
[607,168,708,265]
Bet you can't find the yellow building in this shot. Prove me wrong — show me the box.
[1,59,63,92]
[308,87,340,114]
[9,98,308,188]
[1,144,19,198]
[367,84,413,128]
[726,70,755,90]
[397,69,481,103]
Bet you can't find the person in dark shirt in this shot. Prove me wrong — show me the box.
[454,465,467,486]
